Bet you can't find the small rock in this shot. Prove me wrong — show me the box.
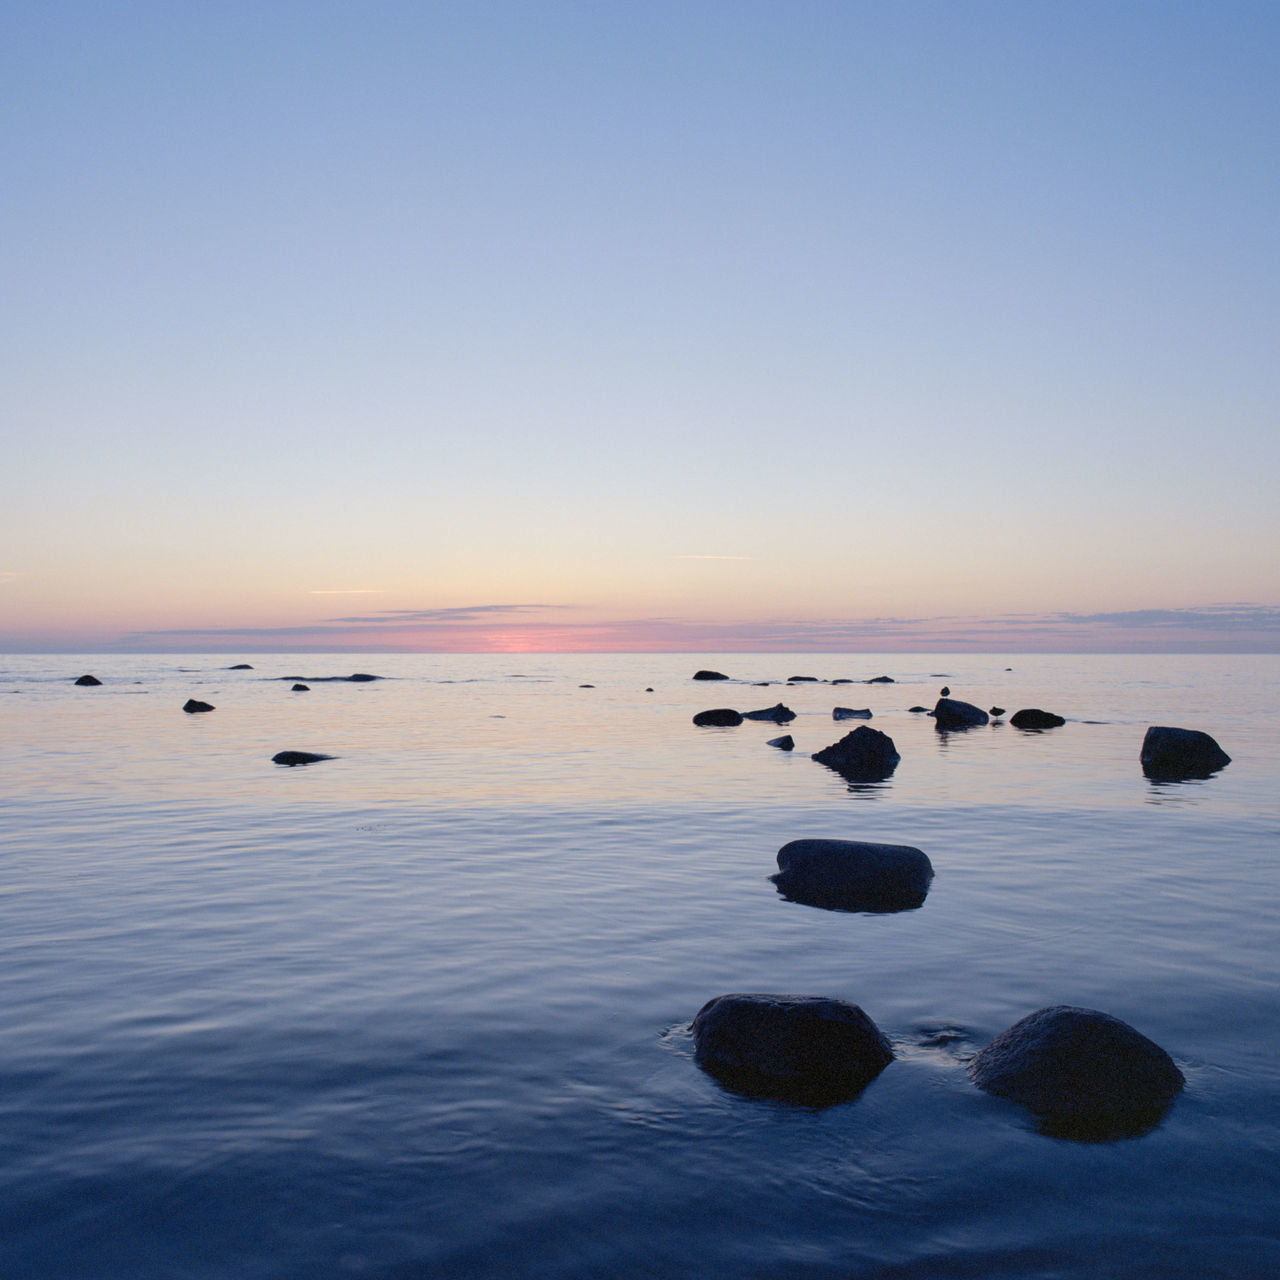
[766,735,795,751]
[1140,726,1231,779]
[908,705,929,714]
[579,684,595,688]
[292,683,310,692]
[693,669,729,681]
[182,699,215,713]
[865,675,895,684]
[645,687,654,692]
[989,706,1006,717]
[347,673,380,682]
[812,726,900,780]
[742,702,796,723]
[787,675,820,683]
[1010,708,1065,729]
[272,751,334,766]
[969,1006,1184,1137]
[691,993,893,1103]
[74,674,102,686]
[831,678,854,685]
[933,698,988,729]
[832,706,872,720]
[771,838,933,912]
[940,686,950,696]
[692,708,743,727]
[228,663,254,670]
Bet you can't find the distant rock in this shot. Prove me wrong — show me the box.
[766,735,795,751]
[182,699,215,713]
[989,706,1006,717]
[347,673,380,682]
[787,675,820,683]
[1010,708,1065,729]
[908,705,930,714]
[1140,726,1231,779]
[645,687,654,692]
[693,708,743,727]
[865,675,895,684]
[771,838,933,912]
[691,993,893,1103]
[74,674,102,686]
[969,1006,1184,1138]
[693,669,729,681]
[276,673,383,683]
[812,726,900,780]
[742,702,796,723]
[940,686,950,696]
[579,684,594,688]
[228,663,254,670]
[933,698,989,730]
[292,684,310,692]
[831,678,854,685]
[832,706,872,720]
[272,751,334,766]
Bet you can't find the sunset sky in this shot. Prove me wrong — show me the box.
[3,2,1277,653]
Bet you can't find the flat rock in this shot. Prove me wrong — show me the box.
[969,1006,1184,1137]
[276,673,383,683]
[908,705,930,713]
[272,751,334,766]
[691,993,893,1103]
[787,675,820,683]
[692,669,729,681]
[832,706,872,720]
[1010,708,1065,729]
[865,675,895,684]
[692,708,743,727]
[228,663,254,670]
[1140,726,1231,779]
[766,734,795,751]
[182,699,215,713]
[74,674,102,686]
[771,838,933,912]
[811,726,900,780]
[933,697,989,729]
[292,683,310,692]
[742,702,796,723]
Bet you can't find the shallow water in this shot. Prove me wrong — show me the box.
[2,652,1277,1278]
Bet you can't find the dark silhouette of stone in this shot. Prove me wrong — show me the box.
[933,698,988,729]
[693,708,743,727]
[865,675,895,683]
[693,669,729,681]
[74,674,102,686]
[1011,708,1066,729]
[645,687,654,692]
[832,706,872,720]
[831,678,854,685]
[272,751,334,766]
[969,1006,1184,1138]
[228,663,254,670]
[742,702,796,723]
[1140,726,1231,779]
[812,726,900,780]
[940,686,950,696]
[989,706,1006,717]
[182,699,215,713]
[767,735,795,751]
[347,672,379,682]
[276,673,383,683]
[292,684,310,692]
[579,684,594,688]
[908,705,929,713]
[787,675,820,683]
[771,838,933,912]
[691,993,893,1103]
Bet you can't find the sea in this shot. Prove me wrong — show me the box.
[1,651,1277,1279]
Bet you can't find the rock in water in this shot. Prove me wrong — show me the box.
[1140,726,1231,779]
[692,708,743,727]
[228,663,254,670]
[691,993,893,1103]
[933,698,989,729]
[182,699,215,713]
[1010,708,1065,729]
[74,674,102,686]
[811,726,900,780]
[272,751,334,766]
[771,838,933,912]
[787,675,820,683]
[832,706,872,720]
[742,703,796,723]
[969,1006,1184,1138]
[865,675,895,683]
[989,706,1006,717]
[292,684,310,692]
[766,735,795,751]
[692,669,729,681]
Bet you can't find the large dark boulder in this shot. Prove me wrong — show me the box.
[969,1006,1184,1138]
[742,702,796,723]
[692,708,743,727]
[811,726,900,781]
[1010,708,1065,729]
[933,698,988,729]
[766,735,795,751]
[1140,726,1231,779]
[771,838,933,912]
[832,706,872,720]
[692,669,729,681]
[691,993,893,1103]
[272,751,334,766]
[182,699,215,713]
[74,674,102,686]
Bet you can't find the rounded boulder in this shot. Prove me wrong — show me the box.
[1140,726,1231,779]
[693,708,743,727]
[771,838,933,912]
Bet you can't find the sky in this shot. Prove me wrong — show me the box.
[3,1,1277,653]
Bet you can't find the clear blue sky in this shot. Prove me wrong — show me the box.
[3,1,1277,651]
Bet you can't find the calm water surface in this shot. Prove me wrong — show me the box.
[2,653,1277,1278]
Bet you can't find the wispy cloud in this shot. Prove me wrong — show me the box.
[309,589,388,595]
[1049,605,1280,632]
[673,554,757,561]
[330,604,568,625]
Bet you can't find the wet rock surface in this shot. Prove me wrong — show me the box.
[771,838,933,912]
[1140,726,1231,779]
[811,726,900,780]
[933,698,989,729]
[692,708,743,727]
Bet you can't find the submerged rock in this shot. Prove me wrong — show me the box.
[969,1006,1184,1138]
[691,993,893,1103]
[832,706,872,720]
[831,678,854,685]
[1010,708,1066,729]
[182,699,215,713]
[865,675,895,684]
[272,751,334,766]
[812,726,900,780]
[771,838,933,912]
[908,705,930,714]
[766,734,795,751]
[742,702,796,723]
[74,674,102,686]
[228,663,254,670]
[693,708,743,727]
[692,669,729,681]
[1140,726,1231,779]
[933,698,989,729]
[787,675,820,683]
